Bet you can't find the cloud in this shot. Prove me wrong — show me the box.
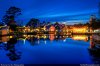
[0,0,99,24]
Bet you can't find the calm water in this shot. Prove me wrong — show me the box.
[0,35,100,64]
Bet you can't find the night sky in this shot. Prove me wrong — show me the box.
[0,0,99,25]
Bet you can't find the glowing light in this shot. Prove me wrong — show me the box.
[23,26,25,27]
[36,29,39,31]
[3,42,7,44]
[72,26,88,33]
[37,40,40,44]
[63,39,66,42]
[72,35,88,41]
[10,36,13,38]
[38,36,40,39]
[94,29,100,33]
[56,36,58,38]
[23,35,27,37]
[23,39,26,44]
[44,40,47,44]
[43,35,47,39]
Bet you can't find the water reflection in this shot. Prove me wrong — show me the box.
[88,35,100,63]
[72,35,89,42]
[0,37,21,61]
[0,34,100,64]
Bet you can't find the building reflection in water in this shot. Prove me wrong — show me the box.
[0,34,100,62]
[0,36,9,43]
[90,35,95,48]
[89,35,100,49]
[72,35,89,42]
[0,34,90,44]
[88,35,100,64]
[49,34,55,41]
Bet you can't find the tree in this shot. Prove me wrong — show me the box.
[84,22,90,26]
[6,6,21,18]
[2,6,21,31]
[91,19,100,29]
[54,22,60,29]
[0,22,4,26]
[2,15,10,25]
[26,18,40,28]
[5,38,21,61]
[2,6,21,25]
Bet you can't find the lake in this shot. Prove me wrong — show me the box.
[0,34,100,64]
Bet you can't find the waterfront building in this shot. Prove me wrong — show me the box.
[0,26,9,35]
[94,28,100,33]
[49,25,56,33]
[71,25,88,33]
[17,26,31,33]
[0,26,9,42]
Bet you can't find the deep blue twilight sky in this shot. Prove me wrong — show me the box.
[0,0,99,25]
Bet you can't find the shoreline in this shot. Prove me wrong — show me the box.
[0,32,100,37]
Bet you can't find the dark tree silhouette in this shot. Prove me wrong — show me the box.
[91,19,100,29]
[2,6,21,25]
[54,22,61,30]
[6,7,21,17]
[0,22,5,26]
[26,18,40,28]
[84,22,90,26]
[4,38,21,61]
[2,15,10,25]
[7,16,18,31]
[2,6,21,31]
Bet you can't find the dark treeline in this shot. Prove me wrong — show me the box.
[91,19,100,29]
